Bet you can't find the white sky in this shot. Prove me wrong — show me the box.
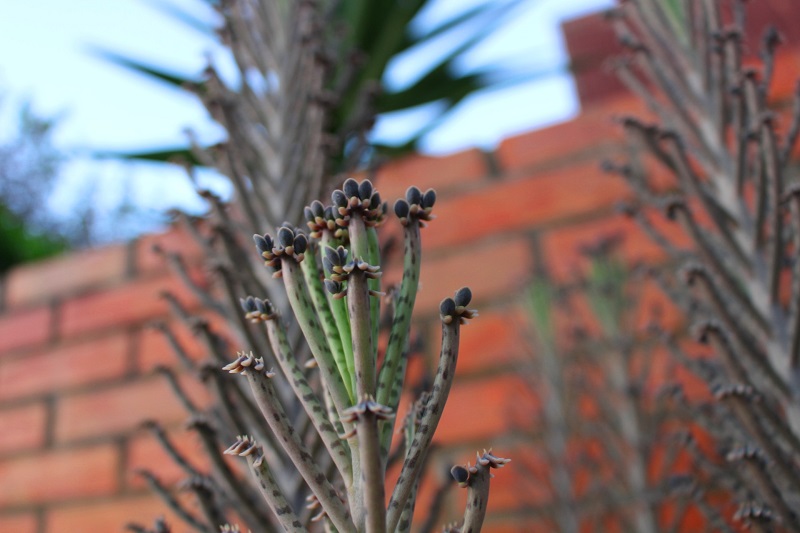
[0,0,613,236]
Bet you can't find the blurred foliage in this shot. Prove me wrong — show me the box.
[95,0,532,163]
[0,102,69,272]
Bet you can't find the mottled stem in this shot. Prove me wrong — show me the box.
[224,353,354,533]
[348,269,375,399]
[282,258,351,417]
[225,436,308,533]
[386,291,474,532]
[300,243,353,399]
[451,451,511,533]
[263,313,353,485]
[377,220,422,459]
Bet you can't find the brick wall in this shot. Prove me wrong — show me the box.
[2,7,800,533]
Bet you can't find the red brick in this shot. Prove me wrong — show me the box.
[0,403,47,455]
[136,224,205,274]
[374,149,488,202]
[541,210,688,281]
[46,494,186,533]
[385,238,534,315]
[0,332,129,401]
[0,512,38,533]
[496,95,649,174]
[0,444,117,506]
[421,162,631,252]
[55,374,210,444]
[765,48,800,104]
[433,374,539,445]
[126,427,206,490]
[0,306,51,354]
[136,312,232,373]
[60,272,204,338]
[431,307,528,376]
[5,245,128,309]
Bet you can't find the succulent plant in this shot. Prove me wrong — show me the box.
[203,177,507,533]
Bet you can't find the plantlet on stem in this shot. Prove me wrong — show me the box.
[216,177,506,532]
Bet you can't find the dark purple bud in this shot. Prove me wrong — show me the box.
[324,205,335,220]
[358,180,373,200]
[450,465,469,485]
[293,234,308,254]
[277,226,294,247]
[253,298,266,314]
[394,199,410,219]
[253,234,272,254]
[336,246,349,263]
[303,206,314,222]
[324,279,342,294]
[406,186,422,205]
[324,246,341,266]
[322,256,334,273]
[240,296,255,312]
[422,189,437,209]
[332,189,348,208]
[369,191,382,210]
[439,298,456,317]
[310,200,325,218]
[454,287,472,307]
[343,178,360,199]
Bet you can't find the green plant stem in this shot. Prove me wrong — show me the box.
[355,411,386,533]
[322,232,356,393]
[137,470,207,532]
[281,258,352,417]
[264,316,353,485]
[386,315,461,532]
[367,226,381,360]
[239,360,355,532]
[190,419,271,527]
[460,464,492,532]
[377,221,421,457]
[301,243,353,399]
[349,270,376,398]
[246,450,308,533]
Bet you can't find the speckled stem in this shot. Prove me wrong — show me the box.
[300,242,353,399]
[244,445,308,533]
[396,409,420,533]
[378,342,409,460]
[264,316,353,485]
[377,221,421,406]
[366,226,381,359]
[137,470,207,533]
[321,232,356,394]
[281,258,351,418]
[241,363,354,532]
[349,270,376,398]
[190,419,271,527]
[459,465,491,533]
[386,314,461,532]
[356,411,386,533]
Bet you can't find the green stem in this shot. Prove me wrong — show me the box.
[228,437,308,533]
[460,465,491,532]
[367,226,381,361]
[377,221,421,407]
[349,270,376,398]
[357,412,385,533]
[386,314,461,532]
[264,317,352,486]
[377,221,421,458]
[281,258,351,417]
[300,243,354,399]
[231,356,355,533]
[322,232,356,395]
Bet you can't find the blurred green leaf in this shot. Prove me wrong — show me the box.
[0,204,68,273]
